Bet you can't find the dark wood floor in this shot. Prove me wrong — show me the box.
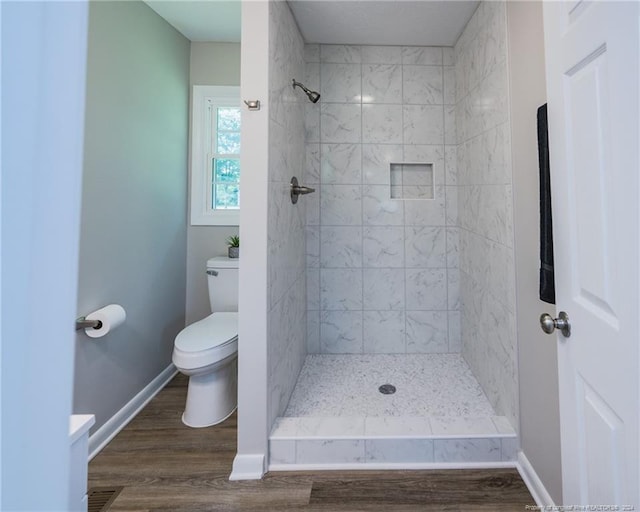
[89,374,535,511]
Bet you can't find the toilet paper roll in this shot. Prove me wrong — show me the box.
[84,304,126,338]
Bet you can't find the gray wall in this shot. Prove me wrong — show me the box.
[74,1,190,432]
[304,44,460,355]
[507,1,562,502]
[455,1,519,428]
[267,1,307,426]
[186,42,241,324]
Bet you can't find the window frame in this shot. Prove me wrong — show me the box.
[190,85,241,226]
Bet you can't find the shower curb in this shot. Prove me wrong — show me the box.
[269,415,517,468]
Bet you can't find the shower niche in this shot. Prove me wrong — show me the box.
[390,163,435,200]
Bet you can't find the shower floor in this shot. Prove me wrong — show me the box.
[284,353,495,418]
[270,354,517,468]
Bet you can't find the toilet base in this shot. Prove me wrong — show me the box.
[181,356,237,428]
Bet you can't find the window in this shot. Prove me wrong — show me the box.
[190,86,241,225]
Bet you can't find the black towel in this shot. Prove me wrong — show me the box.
[538,104,555,304]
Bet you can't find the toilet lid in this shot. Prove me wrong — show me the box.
[175,312,238,353]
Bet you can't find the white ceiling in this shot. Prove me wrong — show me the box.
[145,0,241,43]
[289,1,479,47]
[144,0,478,47]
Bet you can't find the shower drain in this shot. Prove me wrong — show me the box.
[378,384,396,395]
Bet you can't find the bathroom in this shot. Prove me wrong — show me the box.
[4,0,639,509]
[78,0,562,499]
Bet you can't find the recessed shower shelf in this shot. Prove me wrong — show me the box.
[390,162,434,200]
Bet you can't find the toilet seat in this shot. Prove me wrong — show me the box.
[172,312,238,370]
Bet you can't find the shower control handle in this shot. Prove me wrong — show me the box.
[540,311,571,337]
[290,176,315,204]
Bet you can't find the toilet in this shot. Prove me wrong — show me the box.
[172,256,238,428]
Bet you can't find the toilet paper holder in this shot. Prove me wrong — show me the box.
[75,317,102,331]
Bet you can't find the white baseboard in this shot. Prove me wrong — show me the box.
[88,364,177,460]
[229,454,265,480]
[269,461,516,472]
[516,451,556,507]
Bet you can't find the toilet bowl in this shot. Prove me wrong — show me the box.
[172,257,239,428]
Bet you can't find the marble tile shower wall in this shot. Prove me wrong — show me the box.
[454,1,519,428]
[303,44,460,355]
[267,1,307,426]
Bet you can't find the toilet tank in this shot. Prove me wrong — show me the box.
[206,256,239,312]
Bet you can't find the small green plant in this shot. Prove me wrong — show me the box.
[226,235,240,248]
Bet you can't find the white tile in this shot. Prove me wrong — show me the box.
[320,63,361,103]
[320,311,363,353]
[297,416,365,437]
[296,439,365,463]
[320,143,361,184]
[430,417,498,436]
[405,269,447,310]
[362,185,404,226]
[447,268,460,310]
[403,65,443,105]
[443,47,455,66]
[446,227,459,268]
[363,226,405,267]
[402,145,444,184]
[364,416,432,437]
[444,105,456,144]
[402,46,442,65]
[363,268,405,311]
[405,226,446,268]
[403,105,444,145]
[404,191,446,226]
[320,184,362,225]
[492,416,516,435]
[433,439,502,462]
[305,103,320,142]
[363,311,405,353]
[304,44,320,63]
[362,104,403,144]
[320,269,362,310]
[307,269,320,309]
[307,310,320,353]
[270,439,296,464]
[444,146,457,185]
[362,64,402,104]
[406,311,448,353]
[448,311,461,352]
[305,144,321,184]
[271,417,299,438]
[320,103,361,143]
[361,45,402,64]
[365,439,434,463]
[306,226,320,267]
[362,144,402,185]
[445,185,458,226]
[304,62,320,96]
[305,187,320,226]
[320,45,362,63]
[443,66,456,105]
[320,226,362,268]
[501,438,518,461]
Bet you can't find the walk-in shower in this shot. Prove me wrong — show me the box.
[260,0,519,470]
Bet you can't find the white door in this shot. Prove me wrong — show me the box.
[543,1,639,506]
[1,1,88,508]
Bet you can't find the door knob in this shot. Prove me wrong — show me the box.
[290,176,315,204]
[540,311,571,337]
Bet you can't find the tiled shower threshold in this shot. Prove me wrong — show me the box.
[269,354,517,469]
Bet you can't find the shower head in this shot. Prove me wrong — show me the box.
[292,79,321,103]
